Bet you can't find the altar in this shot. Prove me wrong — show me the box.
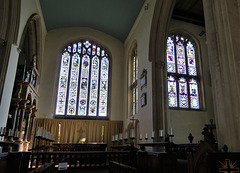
[53,143,107,151]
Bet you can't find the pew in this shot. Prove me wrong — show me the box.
[0,152,30,173]
[109,160,137,173]
[137,151,177,173]
[29,162,54,173]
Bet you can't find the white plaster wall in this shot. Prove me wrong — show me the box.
[37,27,124,120]
[123,0,156,141]
[168,19,215,143]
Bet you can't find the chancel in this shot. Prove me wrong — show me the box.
[0,0,240,173]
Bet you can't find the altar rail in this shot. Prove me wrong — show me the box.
[29,151,133,170]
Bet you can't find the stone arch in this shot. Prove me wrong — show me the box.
[18,14,42,83]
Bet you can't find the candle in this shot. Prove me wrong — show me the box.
[8,129,12,137]
[58,124,61,136]
[101,126,104,137]
[112,135,115,142]
[139,134,142,140]
[170,128,173,135]
[58,124,61,143]
[130,129,135,138]
[115,134,118,141]
[159,129,163,137]
[145,132,148,139]
[119,133,123,140]
[125,132,128,139]
[152,131,155,138]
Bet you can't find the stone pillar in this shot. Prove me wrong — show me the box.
[149,0,176,140]
[202,0,240,151]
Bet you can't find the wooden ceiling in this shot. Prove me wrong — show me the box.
[173,0,205,26]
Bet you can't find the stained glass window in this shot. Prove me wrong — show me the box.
[55,40,110,117]
[129,44,138,116]
[166,34,200,109]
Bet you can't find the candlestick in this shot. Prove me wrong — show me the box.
[112,135,115,142]
[170,128,173,135]
[119,133,123,141]
[130,129,135,138]
[151,131,155,138]
[101,126,104,137]
[8,129,12,137]
[159,129,164,138]
[145,132,148,142]
[58,124,61,143]
[139,134,142,140]
[125,131,128,139]
[115,134,118,141]
[101,126,104,143]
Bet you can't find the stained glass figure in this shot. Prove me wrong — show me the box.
[187,41,197,76]
[56,52,70,115]
[78,55,90,116]
[167,36,176,73]
[189,78,199,109]
[67,53,80,115]
[179,77,188,108]
[73,43,77,53]
[168,75,177,107]
[78,42,82,53]
[98,57,109,117]
[92,45,96,55]
[68,46,71,52]
[176,41,186,74]
[56,40,110,117]
[88,56,99,116]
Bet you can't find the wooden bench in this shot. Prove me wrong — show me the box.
[109,160,137,173]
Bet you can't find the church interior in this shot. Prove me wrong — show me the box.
[0,0,240,172]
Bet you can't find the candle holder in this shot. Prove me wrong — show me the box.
[145,137,148,142]
[13,131,20,140]
[123,138,128,145]
[169,134,174,143]
[7,129,14,142]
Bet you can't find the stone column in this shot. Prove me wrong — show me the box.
[149,0,176,140]
[202,0,240,151]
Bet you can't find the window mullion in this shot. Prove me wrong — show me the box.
[65,48,73,116]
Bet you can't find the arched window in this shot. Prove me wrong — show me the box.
[55,40,110,117]
[166,34,200,109]
[129,44,138,115]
